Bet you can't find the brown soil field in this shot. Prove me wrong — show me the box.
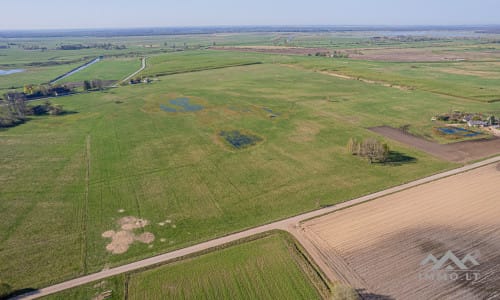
[211,46,331,56]
[345,48,500,62]
[370,126,500,163]
[299,163,500,300]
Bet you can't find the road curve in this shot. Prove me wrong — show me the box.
[14,155,500,299]
[117,57,147,85]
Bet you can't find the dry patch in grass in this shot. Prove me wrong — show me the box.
[438,68,499,78]
[289,121,323,143]
[300,164,500,299]
[102,216,155,254]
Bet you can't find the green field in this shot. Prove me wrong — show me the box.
[127,234,322,300]
[0,62,84,91]
[1,32,500,298]
[142,50,264,77]
[59,57,141,83]
[43,233,325,300]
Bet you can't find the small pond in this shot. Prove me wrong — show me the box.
[438,127,480,137]
[160,98,204,113]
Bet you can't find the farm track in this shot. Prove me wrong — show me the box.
[13,156,500,300]
[288,64,486,103]
[117,57,146,86]
[370,126,500,163]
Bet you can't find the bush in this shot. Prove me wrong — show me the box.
[27,101,65,116]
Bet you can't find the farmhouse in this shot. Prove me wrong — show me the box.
[468,120,488,127]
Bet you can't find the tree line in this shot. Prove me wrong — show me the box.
[23,84,73,98]
[57,43,126,50]
[83,80,104,91]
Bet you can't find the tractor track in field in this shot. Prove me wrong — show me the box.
[80,135,91,274]
[13,156,500,300]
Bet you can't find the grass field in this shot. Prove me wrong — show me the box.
[1,33,500,297]
[0,62,84,91]
[290,56,500,103]
[59,57,142,83]
[142,50,264,77]
[43,233,325,300]
[128,234,322,300]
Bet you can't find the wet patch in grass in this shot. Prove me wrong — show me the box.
[219,130,263,149]
[161,98,204,113]
[263,107,280,118]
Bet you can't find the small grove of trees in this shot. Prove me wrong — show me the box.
[0,94,65,128]
[0,93,26,128]
[23,84,73,98]
[83,80,104,91]
[331,50,349,58]
[347,137,390,163]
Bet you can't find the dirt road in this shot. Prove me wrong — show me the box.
[14,156,500,299]
[371,126,500,163]
[116,57,146,86]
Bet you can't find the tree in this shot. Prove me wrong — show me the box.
[488,115,497,126]
[91,79,103,90]
[83,80,92,91]
[6,92,27,118]
[347,138,356,154]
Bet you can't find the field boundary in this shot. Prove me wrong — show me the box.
[147,61,262,78]
[12,156,500,300]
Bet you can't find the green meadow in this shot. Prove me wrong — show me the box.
[1,34,500,297]
[59,57,142,83]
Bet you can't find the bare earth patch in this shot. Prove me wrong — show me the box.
[345,48,500,62]
[299,164,500,299]
[102,216,155,254]
[211,46,331,56]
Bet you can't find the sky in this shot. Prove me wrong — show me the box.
[1,0,499,30]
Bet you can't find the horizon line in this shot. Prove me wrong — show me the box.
[1,24,500,32]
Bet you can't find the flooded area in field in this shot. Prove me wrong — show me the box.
[0,69,25,76]
[160,98,204,112]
